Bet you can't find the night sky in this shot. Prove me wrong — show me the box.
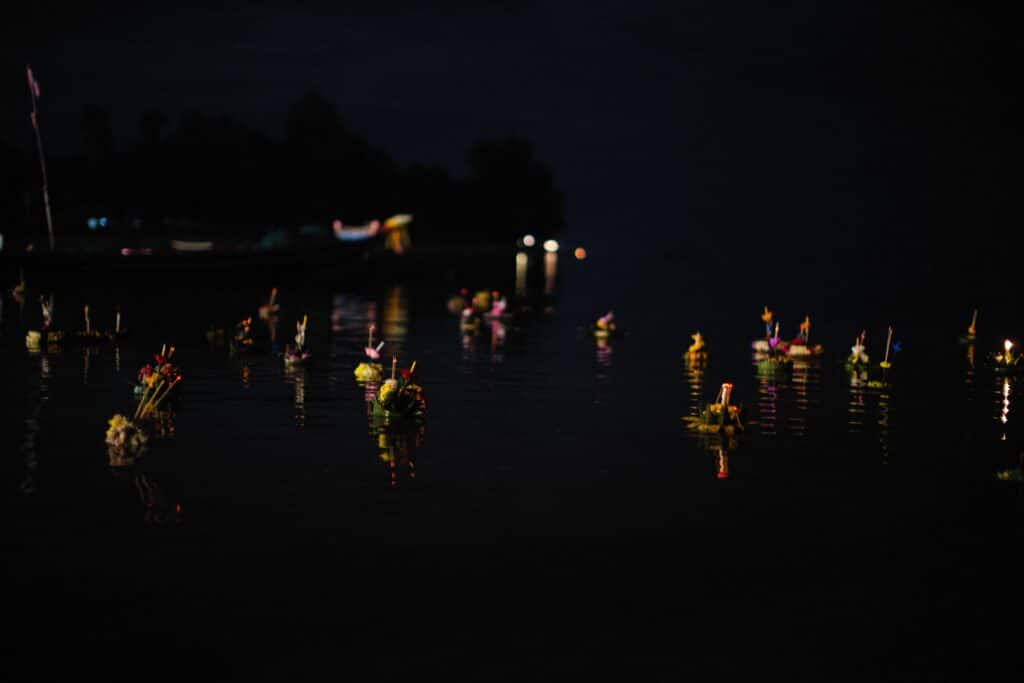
[3,1,1013,281]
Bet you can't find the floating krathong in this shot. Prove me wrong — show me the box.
[460,305,481,334]
[258,287,280,320]
[786,315,824,357]
[685,382,744,434]
[592,311,617,339]
[111,357,184,466]
[364,324,385,360]
[369,355,427,421]
[12,268,26,300]
[751,306,774,352]
[447,288,469,315]
[846,330,870,368]
[471,290,492,313]
[76,305,109,345]
[355,324,385,382]
[879,326,896,369]
[105,414,149,466]
[753,321,791,365]
[232,316,256,351]
[992,339,1021,371]
[109,306,128,341]
[685,331,708,362]
[25,295,63,351]
[354,362,383,383]
[284,314,312,365]
[996,454,1024,482]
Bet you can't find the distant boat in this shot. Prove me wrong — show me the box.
[332,214,412,243]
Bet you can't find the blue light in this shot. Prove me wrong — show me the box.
[99,217,108,227]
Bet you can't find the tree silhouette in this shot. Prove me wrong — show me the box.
[5,92,565,246]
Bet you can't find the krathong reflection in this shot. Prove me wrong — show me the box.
[994,376,1013,444]
[231,316,256,353]
[847,365,867,433]
[847,355,896,462]
[683,348,707,420]
[959,308,978,344]
[81,345,100,384]
[370,418,426,488]
[20,354,52,495]
[489,319,507,362]
[755,359,781,437]
[265,310,280,350]
[788,356,819,438]
[877,383,891,464]
[109,465,183,526]
[595,336,613,373]
[691,429,740,480]
[283,314,312,366]
[284,364,308,430]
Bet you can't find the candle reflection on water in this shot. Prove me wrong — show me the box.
[847,363,869,432]
[82,346,99,384]
[544,251,557,295]
[380,286,408,351]
[684,354,706,419]
[373,423,425,488]
[515,251,528,298]
[285,366,308,430]
[996,376,1012,442]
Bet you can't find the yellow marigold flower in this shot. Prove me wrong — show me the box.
[379,379,398,403]
[354,362,383,382]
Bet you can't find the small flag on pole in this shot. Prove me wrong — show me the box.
[26,65,41,98]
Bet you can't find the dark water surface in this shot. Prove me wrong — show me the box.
[3,251,1022,681]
